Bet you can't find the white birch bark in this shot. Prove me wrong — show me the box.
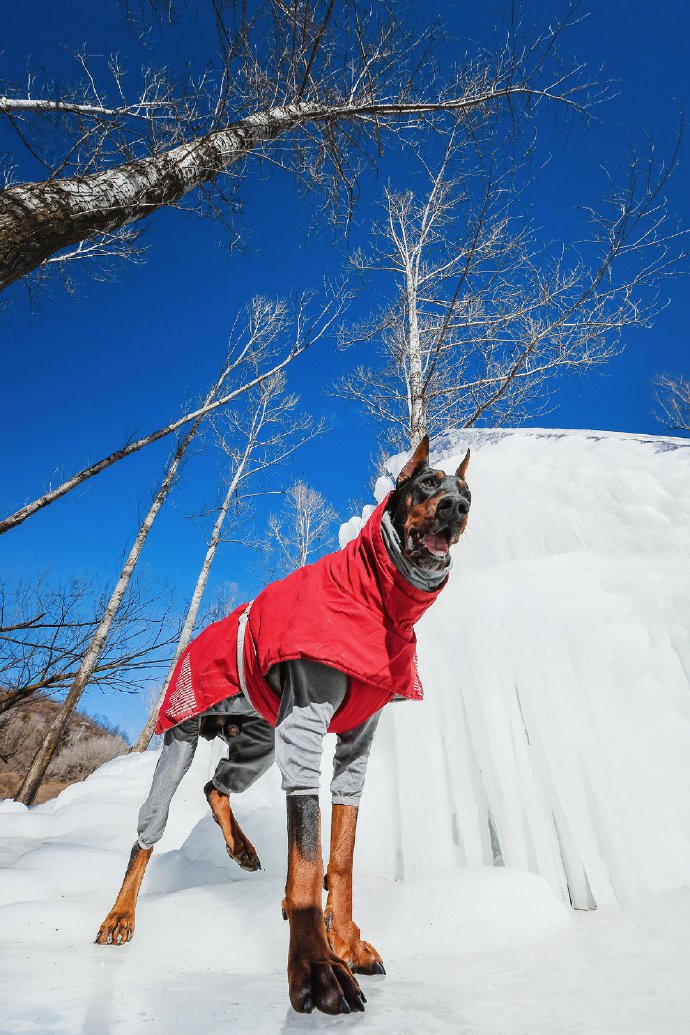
[0,86,557,292]
[405,268,426,447]
[14,412,205,804]
[0,298,327,537]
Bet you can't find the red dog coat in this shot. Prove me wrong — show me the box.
[156,494,447,736]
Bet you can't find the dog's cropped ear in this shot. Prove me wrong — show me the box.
[456,448,470,481]
[397,434,430,486]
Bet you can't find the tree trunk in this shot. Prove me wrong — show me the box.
[14,414,204,805]
[406,271,426,447]
[132,455,248,752]
[0,105,307,292]
[0,339,303,537]
[0,88,534,293]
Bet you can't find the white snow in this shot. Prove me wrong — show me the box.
[2,427,690,1034]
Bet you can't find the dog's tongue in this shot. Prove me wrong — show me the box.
[423,533,449,557]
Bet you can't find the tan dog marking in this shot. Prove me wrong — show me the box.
[324,804,384,974]
[205,782,261,871]
[284,797,365,1014]
[95,842,152,945]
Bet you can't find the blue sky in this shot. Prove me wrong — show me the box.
[1,1,688,736]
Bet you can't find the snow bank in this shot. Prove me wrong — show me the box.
[0,730,568,1033]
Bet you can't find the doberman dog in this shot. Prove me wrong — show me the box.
[95,434,471,1016]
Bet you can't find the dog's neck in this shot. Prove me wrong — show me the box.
[380,510,451,592]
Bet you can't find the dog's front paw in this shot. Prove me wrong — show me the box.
[287,907,366,1015]
[95,910,134,946]
[289,948,366,1015]
[324,912,385,975]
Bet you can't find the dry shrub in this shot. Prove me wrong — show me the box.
[0,695,128,795]
[46,734,127,782]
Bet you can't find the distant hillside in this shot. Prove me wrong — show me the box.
[0,694,128,803]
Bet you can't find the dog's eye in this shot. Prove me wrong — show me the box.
[422,475,437,489]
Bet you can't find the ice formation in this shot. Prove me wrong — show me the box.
[342,428,690,909]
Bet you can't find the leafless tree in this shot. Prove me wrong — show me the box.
[14,409,204,803]
[0,287,344,536]
[200,582,240,626]
[133,371,323,750]
[336,127,688,449]
[14,292,331,802]
[0,1,593,294]
[267,481,338,576]
[653,372,690,433]
[0,575,174,717]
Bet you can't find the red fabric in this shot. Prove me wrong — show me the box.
[155,606,245,734]
[156,495,446,736]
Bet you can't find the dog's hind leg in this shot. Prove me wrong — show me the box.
[95,842,153,945]
[204,782,261,871]
[203,709,275,870]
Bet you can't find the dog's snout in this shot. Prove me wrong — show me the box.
[436,495,469,522]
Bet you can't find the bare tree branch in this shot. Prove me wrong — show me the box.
[654,372,690,433]
[0,1,593,293]
[0,285,346,535]
[266,480,338,577]
[0,97,164,119]
[0,574,175,717]
[336,123,688,449]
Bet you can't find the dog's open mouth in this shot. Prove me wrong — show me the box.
[411,526,451,559]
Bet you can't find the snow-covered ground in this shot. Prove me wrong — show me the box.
[2,428,690,1034]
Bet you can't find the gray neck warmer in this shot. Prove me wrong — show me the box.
[380,511,451,593]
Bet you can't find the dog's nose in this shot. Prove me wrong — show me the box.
[436,495,469,522]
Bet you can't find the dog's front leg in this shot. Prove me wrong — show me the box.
[324,804,385,975]
[283,795,365,1015]
[95,842,152,945]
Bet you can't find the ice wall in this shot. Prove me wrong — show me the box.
[342,429,690,910]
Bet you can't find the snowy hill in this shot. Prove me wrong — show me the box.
[1,428,689,1034]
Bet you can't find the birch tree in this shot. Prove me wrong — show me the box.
[654,372,690,433]
[13,295,327,801]
[14,409,205,804]
[133,371,323,750]
[337,129,688,448]
[267,481,338,576]
[0,1,591,293]
[0,288,343,536]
